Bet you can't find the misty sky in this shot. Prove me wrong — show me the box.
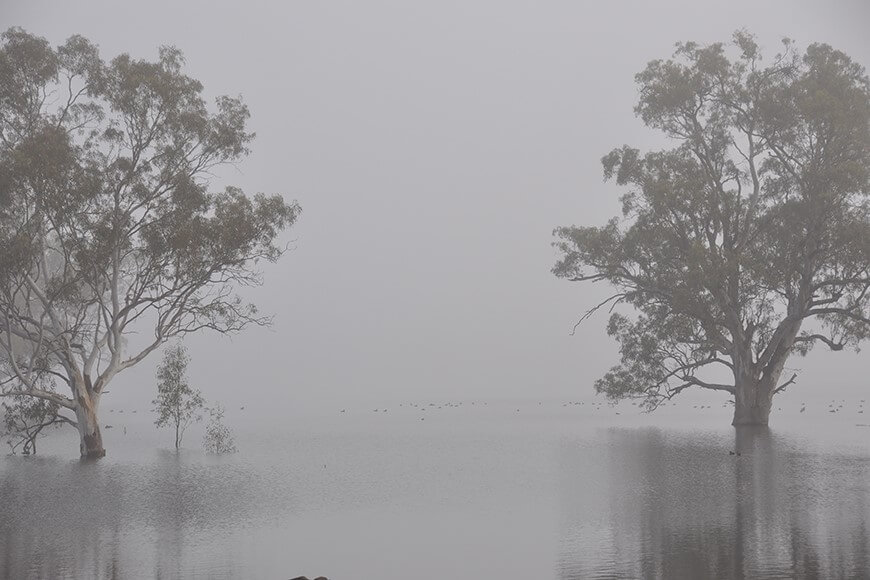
[3,1,869,413]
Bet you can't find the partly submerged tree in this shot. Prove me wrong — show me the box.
[202,404,236,454]
[554,32,869,425]
[0,28,300,457]
[153,343,204,449]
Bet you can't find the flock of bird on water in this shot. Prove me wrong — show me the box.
[95,398,866,432]
[331,398,866,419]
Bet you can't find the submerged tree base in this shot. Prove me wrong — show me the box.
[80,435,106,459]
[81,448,107,459]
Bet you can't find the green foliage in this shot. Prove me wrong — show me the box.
[152,343,205,449]
[1,374,70,454]
[0,28,300,443]
[202,404,236,454]
[554,32,870,408]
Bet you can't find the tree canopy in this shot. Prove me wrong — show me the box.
[0,28,300,455]
[153,343,205,450]
[553,32,870,424]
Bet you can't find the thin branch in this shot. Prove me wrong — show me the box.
[773,373,798,395]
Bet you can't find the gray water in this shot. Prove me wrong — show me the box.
[1,401,868,579]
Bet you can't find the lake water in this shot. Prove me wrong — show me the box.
[1,400,868,579]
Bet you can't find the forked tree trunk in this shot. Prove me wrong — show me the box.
[74,387,105,458]
[732,382,773,426]
[732,367,782,427]
[731,323,798,426]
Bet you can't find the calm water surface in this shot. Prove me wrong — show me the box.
[1,401,868,579]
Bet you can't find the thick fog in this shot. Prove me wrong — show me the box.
[4,1,868,415]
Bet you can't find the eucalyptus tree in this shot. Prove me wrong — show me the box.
[0,28,300,457]
[554,32,870,425]
[153,343,204,450]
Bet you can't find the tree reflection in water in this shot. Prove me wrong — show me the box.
[0,452,260,580]
[0,424,867,579]
[558,427,870,579]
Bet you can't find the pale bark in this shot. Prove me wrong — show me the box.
[73,382,105,458]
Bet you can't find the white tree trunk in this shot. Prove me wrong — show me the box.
[74,384,105,458]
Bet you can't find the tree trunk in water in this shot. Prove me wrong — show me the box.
[732,375,776,426]
[75,391,105,458]
[732,320,800,426]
